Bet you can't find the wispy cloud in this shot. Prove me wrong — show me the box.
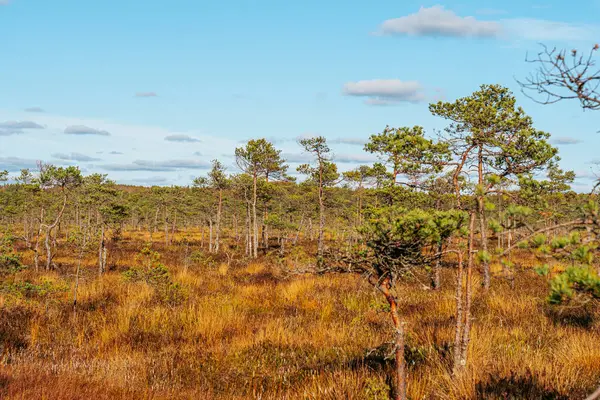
[135,92,158,98]
[165,134,201,143]
[378,6,501,38]
[0,129,23,136]
[333,153,378,164]
[108,151,124,155]
[127,176,170,185]
[0,121,44,129]
[52,152,102,162]
[502,18,598,41]
[100,159,210,172]
[377,5,598,42]
[282,153,313,163]
[343,79,425,105]
[552,136,582,145]
[65,125,111,136]
[0,157,39,171]
[329,138,365,146]
[24,107,45,113]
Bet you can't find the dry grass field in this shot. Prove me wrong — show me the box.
[1,232,599,400]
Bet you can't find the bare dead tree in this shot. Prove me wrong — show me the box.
[519,44,600,111]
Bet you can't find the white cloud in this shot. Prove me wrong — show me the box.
[52,152,102,162]
[0,121,44,129]
[329,138,365,146]
[100,159,210,172]
[0,157,38,171]
[379,6,501,38]
[377,5,597,42]
[343,79,425,105]
[165,134,201,143]
[0,129,23,136]
[65,125,111,136]
[333,153,378,164]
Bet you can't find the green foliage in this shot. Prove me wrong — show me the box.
[363,377,390,400]
[0,235,25,276]
[360,206,467,280]
[194,159,230,190]
[548,266,600,305]
[1,278,68,299]
[368,298,391,313]
[531,234,547,248]
[298,160,339,186]
[519,166,575,208]
[364,125,449,185]
[38,164,83,190]
[534,264,550,277]
[430,84,559,196]
[537,245,552,255]
[484,200,496,211]
[190,250,217,268]
[124,246,187,306]
[235,138,288,180]
[569,232,581,245]
[488,219,502,233]
[477,250,491,264]
[506,205,533,218]
[297,136,340,187]
[0,254,25,276]
[550,236,570,250]
[571,245,595,265]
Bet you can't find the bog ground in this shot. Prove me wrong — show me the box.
[1,232,599,399]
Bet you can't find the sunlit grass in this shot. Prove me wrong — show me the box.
[1,235,599,399]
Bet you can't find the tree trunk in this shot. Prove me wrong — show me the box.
[34,207,45,272]
[478,146,490,290]
[246,204,251,256]
[294,214,304,245]
[460,219,475,365]
[45,191,68,270]
[44,228,52,270]
[453,250,465,374]
[252,173,258,258]
[164,207,169,246]
[209,219,213,253]
[432,240,443,290]
[216,189,222,253]
[73,226,88,312]
[318,163,325,258]
[98,224,106,276]
[379,279,406,400]
[233,212,239,243]
[454,213,475,374]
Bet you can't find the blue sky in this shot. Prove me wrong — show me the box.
[1,0,599,188]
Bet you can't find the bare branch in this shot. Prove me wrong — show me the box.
[518,44,600,111]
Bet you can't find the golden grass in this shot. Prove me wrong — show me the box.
[1,237,600,399]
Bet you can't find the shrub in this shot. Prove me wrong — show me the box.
[123,245,187,306]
